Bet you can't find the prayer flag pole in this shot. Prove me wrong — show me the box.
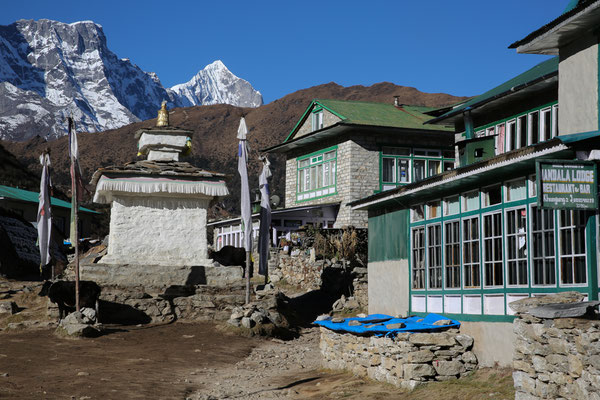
[237,116,253,304]
[68,117,80,312]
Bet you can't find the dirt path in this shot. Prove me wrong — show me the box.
[0,322,257,399]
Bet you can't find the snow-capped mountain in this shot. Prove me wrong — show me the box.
[171,60,262,108]
[0,19,263,142]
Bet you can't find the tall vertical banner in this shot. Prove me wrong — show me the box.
[68,117,83,311]
[237,117,252,253]
[68,117,84,246]
[237,117,253,303]
[258,157,272,276]
[37,152,52,269]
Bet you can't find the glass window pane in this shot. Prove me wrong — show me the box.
[382,157,395,182]
[398,159,410,183]
[414,160,425,182]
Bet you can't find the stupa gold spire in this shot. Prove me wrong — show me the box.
[156,100,169,127]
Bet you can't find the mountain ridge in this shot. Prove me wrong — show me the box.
[0,19,262,141]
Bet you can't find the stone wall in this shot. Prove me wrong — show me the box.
[320,328,477,390]
[271,251,368,310]
[96,284,247,324]
[511,292,600,399]
[283,137,378,229]
[274,253,324,290]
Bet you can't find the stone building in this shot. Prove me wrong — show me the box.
[262,98,456,229]
[351,0,600,367]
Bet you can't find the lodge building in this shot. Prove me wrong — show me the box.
[350,0,600,366]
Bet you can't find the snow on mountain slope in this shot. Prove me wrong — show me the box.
[0,19,262,141]
[170,60,262,108]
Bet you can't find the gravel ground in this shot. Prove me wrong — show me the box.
[189,327,322,399]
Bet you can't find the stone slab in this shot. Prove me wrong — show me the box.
[529,301,600,319]
[80,262,243,289]
[509,292,585,314]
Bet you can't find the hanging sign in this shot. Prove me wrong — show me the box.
[536,160,598,210]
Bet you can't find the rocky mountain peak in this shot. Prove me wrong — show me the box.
[0,19,262,142]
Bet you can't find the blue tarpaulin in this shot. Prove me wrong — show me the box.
[313,313,460,336]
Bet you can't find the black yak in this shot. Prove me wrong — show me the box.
[38,280,101,320]
[208,245,253,277]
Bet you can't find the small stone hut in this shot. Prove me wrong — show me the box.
[88,103,229,285]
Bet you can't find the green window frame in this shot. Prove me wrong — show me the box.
[296,146,337,202]
[473,101,559,155]
[380,147,454,191]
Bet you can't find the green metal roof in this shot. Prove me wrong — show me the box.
[0,185,99,214]
[284,99,452,143]
[426,57,558,124]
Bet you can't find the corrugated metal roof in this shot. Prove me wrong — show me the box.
[315,99,452,132]
[0,185,99,214]
[426,57,558,124]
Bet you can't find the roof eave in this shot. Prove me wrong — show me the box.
[425,70,558,126]
[509,0,600,54]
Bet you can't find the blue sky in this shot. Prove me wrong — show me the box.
[2,0,567,104]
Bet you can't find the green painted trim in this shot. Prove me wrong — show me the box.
[297,144,338,162]
[283,100,316,143]
[587,214,598,300]
[296,190,338,203]
[475,101,558,133]
[411,312,515,323]
[406,171,597,317]
[285,99,345,143]
[468,100,559,152]
[295,145,338,203]
[315,100,347,120]
[378,146,454,190]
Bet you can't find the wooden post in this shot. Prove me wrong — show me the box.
[74,196,80,313]
[245,251,251,304]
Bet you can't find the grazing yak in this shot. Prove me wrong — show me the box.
[38,280,101,321]
[208,245,253,277]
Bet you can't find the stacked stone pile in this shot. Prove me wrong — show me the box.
[352,267,368,309]
[227,285,291,335]
[57,307,102,337]
[511,292,600,400]
[320,327,477,390]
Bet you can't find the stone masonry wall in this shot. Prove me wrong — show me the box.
[511,293,600,400]
[271,251,368,310]
[284,137,379,228]
[320,328,477,390]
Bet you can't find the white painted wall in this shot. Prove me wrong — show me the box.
[559,33,599,135]
[367,259,409,317]
[102,194,211,266]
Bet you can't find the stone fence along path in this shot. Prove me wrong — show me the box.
[320,327,477,390]
[511,291,600,400]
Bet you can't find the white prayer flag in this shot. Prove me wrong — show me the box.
[37,153,52,267]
